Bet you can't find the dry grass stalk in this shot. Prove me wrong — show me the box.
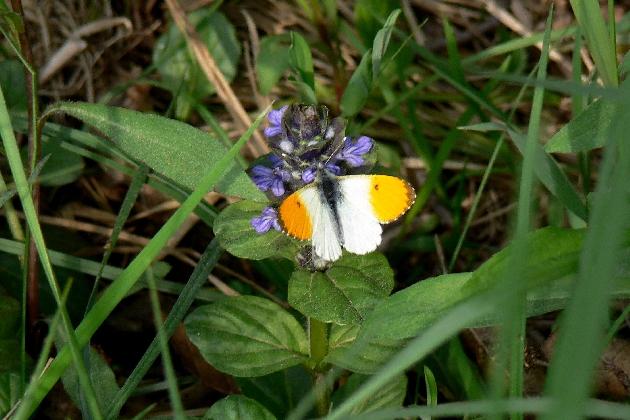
[165,0,269,157]
[482,0,575,77]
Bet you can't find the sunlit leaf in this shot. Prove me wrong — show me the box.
[185,296,309,377]
[288,253,394,325]
[46,102,266,202]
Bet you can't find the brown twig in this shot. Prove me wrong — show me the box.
[164,0,269,157]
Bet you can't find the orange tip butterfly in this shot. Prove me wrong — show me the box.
[278,171,415,262]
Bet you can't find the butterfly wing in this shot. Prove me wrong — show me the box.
[337,175,415,255]
[279,184,342,262]
[365,174,415,223]
[278,189,313,240]
[336,176,383,255]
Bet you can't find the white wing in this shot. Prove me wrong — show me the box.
[336,176,383,255]
[299,186,343,262]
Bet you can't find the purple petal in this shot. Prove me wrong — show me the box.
[251,215,273,233]
[267,106,287,125]
[251,165,273,176]
[264,125,283,138]
[342,155,364,167]
[338,136,373,167]
[271,178,285,196]
[302,167,316,183]
[251,167,274,191]
[352,136,373,154]
[326,162,342,175]
[261,207,277,217]
[251,207,281,234]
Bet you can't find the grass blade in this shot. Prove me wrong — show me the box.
[569,0,618,86]
[0,79,103,420]
[494,10,553,420]
[145,266,185,419]
[541,91,630,419]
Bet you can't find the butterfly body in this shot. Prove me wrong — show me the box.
[278,171,415,262]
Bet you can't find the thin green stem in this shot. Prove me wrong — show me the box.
[309,318,330,416]
[606,304,630,344]
[448,136,504,271]
[145,267,185,418]
[309,318,329,369]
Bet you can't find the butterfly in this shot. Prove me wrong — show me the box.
[278,169,415,262]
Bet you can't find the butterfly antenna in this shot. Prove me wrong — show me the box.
[324,140,344,165]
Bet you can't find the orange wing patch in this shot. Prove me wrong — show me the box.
[369,175,415,223]
[278,191,313,240]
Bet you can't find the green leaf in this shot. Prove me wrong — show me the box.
[204,395,276,420]
[371,9,400,78]
[0,339,20,374]
[463,227,583,295]
[327,228,630,373]
[257,34,291,95]
[236,365,311,419]
[292,80,317,105]
[331,373,407,415]
[288,253,394,325]
[0,371,20,418]
[46,102,266,202]
[0,60,26,112]
[289,32,315,91]
[340,52,372,117]
[0,294,19,339]
[544,98,619,153]
[213,200,298,260]
[60,344,120,414]
[329,323,359,354]
[153,10,240,118]
[424,366,438,409]
[185,295,309,377]
[37,138,84,186]
[426,339,484,401]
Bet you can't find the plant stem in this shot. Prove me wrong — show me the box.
[314,372,331,418]
[10,0,42,338]
[309,318,328,367]
[309,318,330,416]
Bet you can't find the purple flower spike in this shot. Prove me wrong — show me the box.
[338,136,373,167]
[264,105,288,139]
[251,156,291,197]
[251,207,282,234]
